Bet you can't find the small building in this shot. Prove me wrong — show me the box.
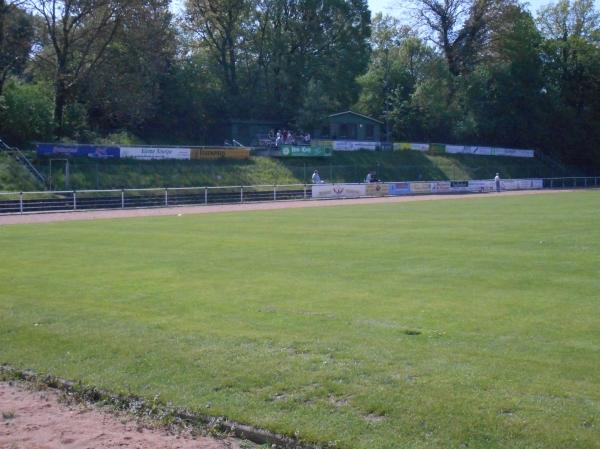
[313,111,383,141]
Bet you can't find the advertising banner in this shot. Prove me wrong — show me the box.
[429,143,446,154]
[388,182,411,195]
[450,180,469,192]
[366,183,389,197]
[36,144,120,159]
[493,148,535,158]
[312,184,366,199]
[446,145,493,155]
[431,181,451,193]
[120,147,191,160]
[311,140,334,149]
[501,179,543,190]
[468,180,495,192]
[410,182,434,194]
[394,142,429,152]
[190,148,250,160]
[280,145,332,157]
[334,141,379,151]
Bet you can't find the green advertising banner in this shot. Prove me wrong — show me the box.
[280,145,332,157]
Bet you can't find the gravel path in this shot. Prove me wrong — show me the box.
[0,189,570,226]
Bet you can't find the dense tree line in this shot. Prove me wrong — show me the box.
[0,0,598,164]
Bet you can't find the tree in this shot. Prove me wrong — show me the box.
[83,0,177,131]
[537,0,600,163]
[184,0,371,124]
[412,0,509,76]
[355,14,432,138]
[26,0,129,136]
[185,0,250,101]
[0,1,34,94]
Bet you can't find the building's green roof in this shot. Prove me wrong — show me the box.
[328,111,383,124]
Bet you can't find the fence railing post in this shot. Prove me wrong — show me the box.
[73,191,77,210]
[121,189,125,208]
[240,186,244,203]
[19,192,23,214]
[273,185,277,201]
[303,184,307,200]
[204,187,208,204]
[165,188,168,207]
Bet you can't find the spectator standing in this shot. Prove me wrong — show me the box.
[495,173,501,192]
[365,171,372,183]
[312,170,321,184]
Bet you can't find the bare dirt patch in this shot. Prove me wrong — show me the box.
[0,381,243,449]
[0,189,572,226]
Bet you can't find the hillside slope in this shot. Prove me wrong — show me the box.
[0,152,43,192]
[2,150,567,191]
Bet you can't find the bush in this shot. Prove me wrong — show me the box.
[0,79,54,145]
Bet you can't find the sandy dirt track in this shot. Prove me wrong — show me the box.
[0,381,241,449]
[0,189,572,226]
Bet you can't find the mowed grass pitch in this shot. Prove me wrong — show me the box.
[1,191,599,449]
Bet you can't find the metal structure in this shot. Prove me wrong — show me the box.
[0,177,598,215]
[0,139,47,187]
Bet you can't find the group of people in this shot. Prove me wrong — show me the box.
[269,129,311,147]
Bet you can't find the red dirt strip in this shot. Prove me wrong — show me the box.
[0,381,241,449]
[0,189,572,226]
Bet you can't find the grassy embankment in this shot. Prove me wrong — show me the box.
[1,191,599,449]
[0,152,42,192]
[28,150,562,191]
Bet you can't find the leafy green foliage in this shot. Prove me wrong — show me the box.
[0,0,598,168]
[0,80,54,144]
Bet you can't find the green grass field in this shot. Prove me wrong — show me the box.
[1,191,599,449]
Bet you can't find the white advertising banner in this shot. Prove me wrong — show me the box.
[493,148,535,158]
[410,182,434,194]
[120,147,191,160]
[447,145,493,155]
[312,184,367,198]
[468,180,495,192]
[502,179,543,190]
[333,141,379,151]
[431,181,452,193]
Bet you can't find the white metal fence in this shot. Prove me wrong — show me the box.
[0,177,598,215]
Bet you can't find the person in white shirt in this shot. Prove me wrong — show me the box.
[494,173,501,192]
[365,171,372,183]
[312,170,321,184]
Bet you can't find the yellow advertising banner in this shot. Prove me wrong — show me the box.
[366,183,389,196]
[393,142,412,151]
[190,148,250,160]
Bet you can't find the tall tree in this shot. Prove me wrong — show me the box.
[185,0,250,101]
[412,0,509,76]
[537,0,600,163]
[0,1,34,94]
[26,0,128,136]
[83,0,176,131]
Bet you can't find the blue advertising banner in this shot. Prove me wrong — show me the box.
[388,182,411,195]
[37,144,120,159]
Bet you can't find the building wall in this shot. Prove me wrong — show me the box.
[315,113,382,141]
